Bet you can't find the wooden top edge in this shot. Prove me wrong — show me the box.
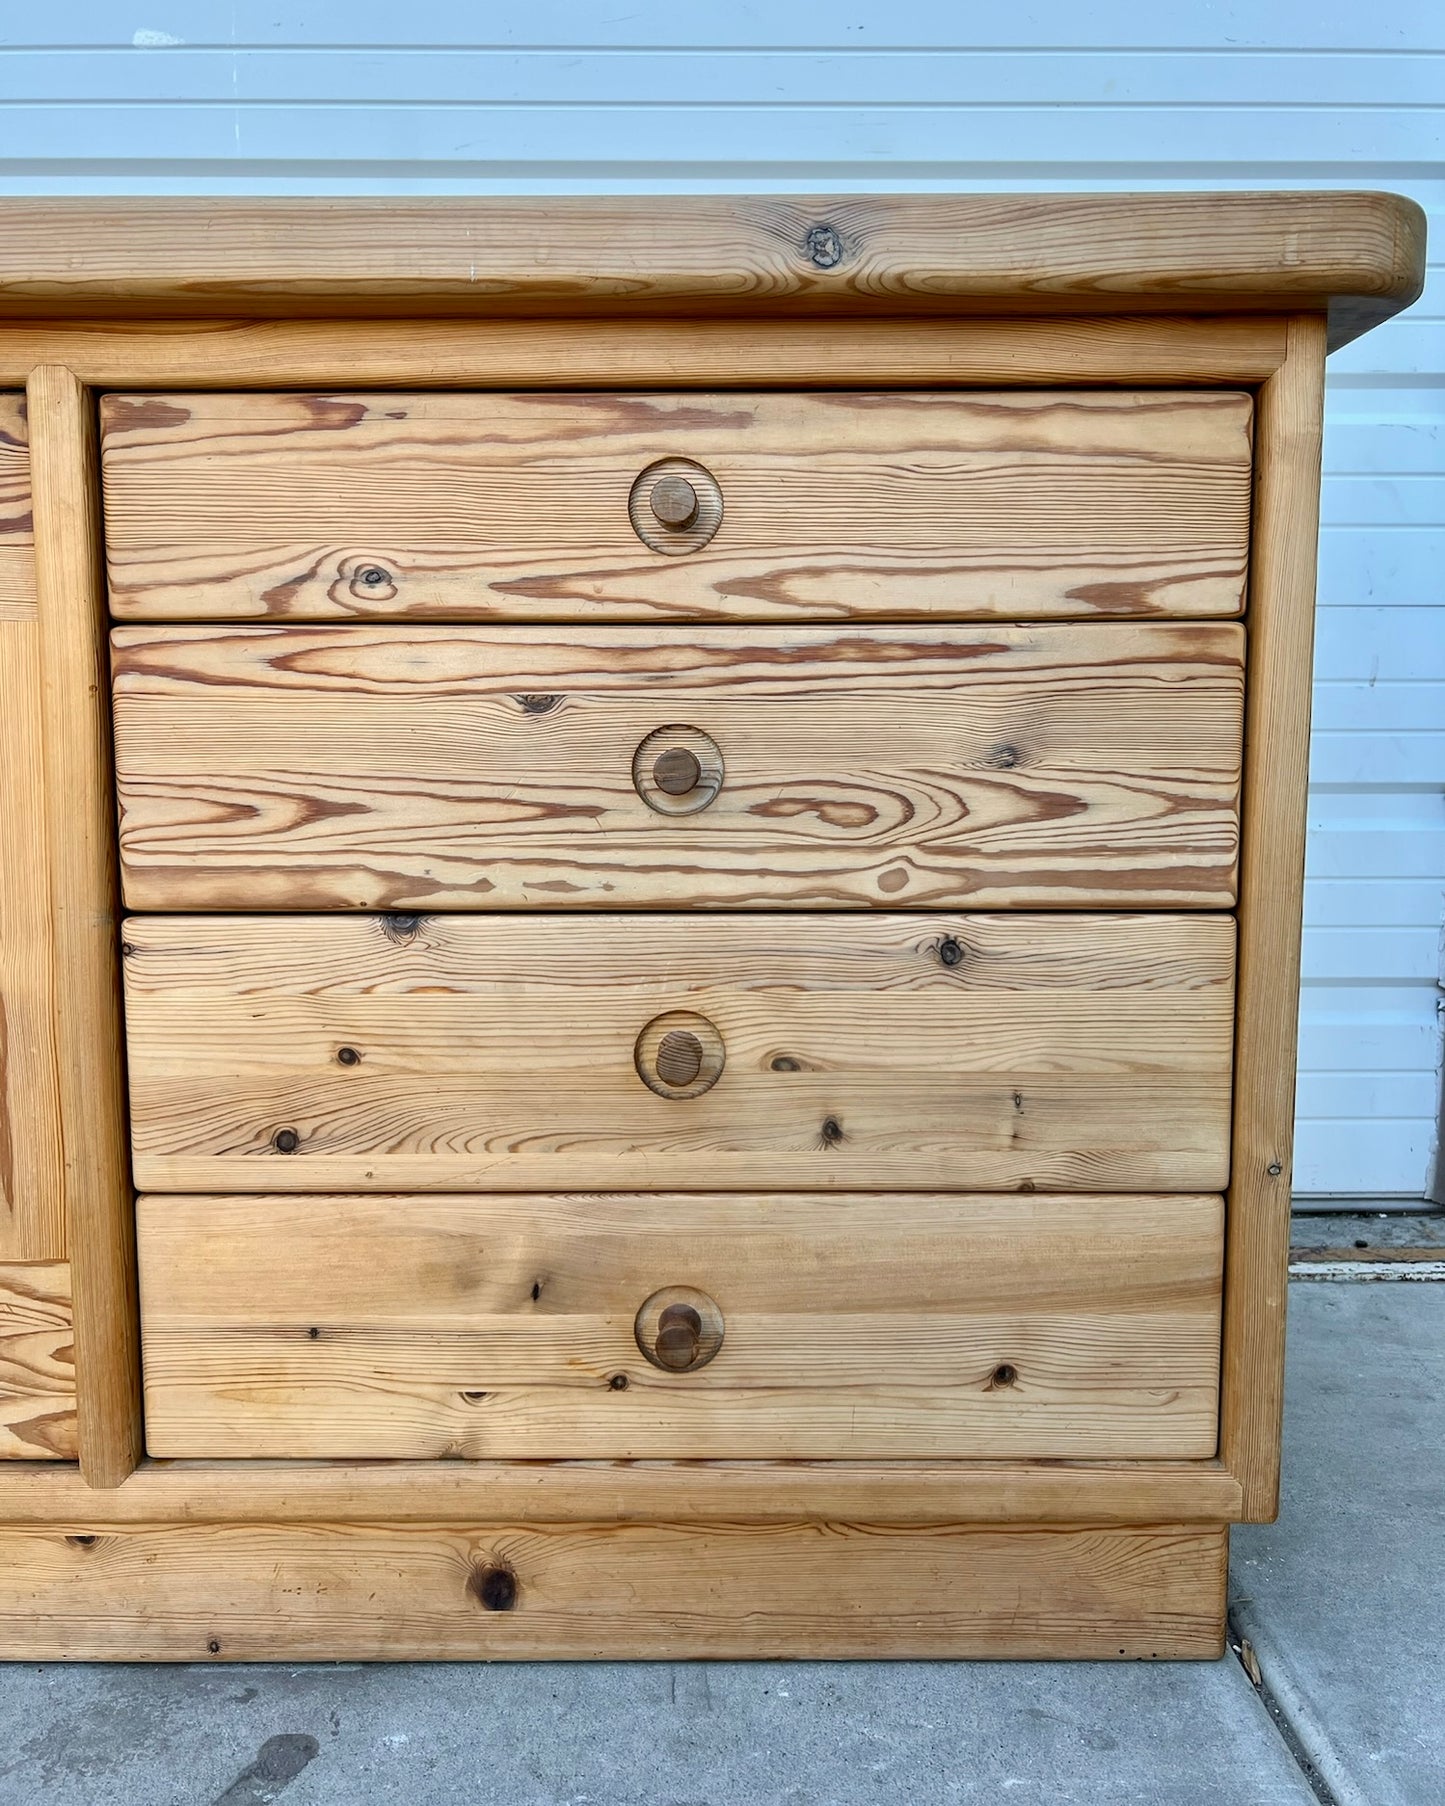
[0,192,1423,346]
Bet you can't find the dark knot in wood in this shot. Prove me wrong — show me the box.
[469,1565,519,1612]
[805,224,843,268]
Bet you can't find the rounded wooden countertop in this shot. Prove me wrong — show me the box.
[0,192,1423,348]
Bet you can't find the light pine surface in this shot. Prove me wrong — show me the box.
[0,1520,1228,1661]
[0,169,1408,1654]
[0,394,65,1261]
[100,389,1253,622]
[28,366,141,1487]
[0,1261,76,1459]
[0,394,33,620]
[111,622,1245,912]
[1221,316,1328,1519]
[0,1453,1245,1527]
[0,191,1422,344]
[122,912,1236,1194]
[0,315,1290,390]
[136,1191,1222,1460]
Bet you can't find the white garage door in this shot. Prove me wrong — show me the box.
[1,1,1440,1199]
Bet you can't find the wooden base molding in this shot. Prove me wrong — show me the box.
[0,1519,1228,1661]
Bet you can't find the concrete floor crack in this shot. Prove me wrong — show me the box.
[1227,1609,1342,1806]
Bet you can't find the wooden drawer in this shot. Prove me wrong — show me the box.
[100,389,1252,623]
[136,1191,1223,1459]
[111,622,1244,912]
[122,912,1234,1194]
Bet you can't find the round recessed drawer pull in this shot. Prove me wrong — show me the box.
[649,474,700,531]
[628,457,723,554]
[632,725,724,815]
[656,1303,702,1367]
[654,1028,703,1088]
[635,1010,725,1099]
[635,1286,725,1373]
[652,745,702,796]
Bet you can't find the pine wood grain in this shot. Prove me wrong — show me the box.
[0,315,1288,389]
[123,912,1235,1194]
[0,1519,1227,1661]
[0,190,1421,345]
[111,622,1244,912]
[28,367,141,1487]
[0,394,33,621]
[0,395,65,1261]
[1221,316,1329,1521]
[0,625,64,1260]
[100,389,1253,623]
[136,1191,1222,1461]
[0,1261,75,1459]
[0,1454,1245,1527]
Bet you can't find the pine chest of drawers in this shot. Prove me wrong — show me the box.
[0,194,1423,1660]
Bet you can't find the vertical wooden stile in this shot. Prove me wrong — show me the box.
[27,365,140,1487]
[1219,313,1328,1519]
[0,392,65,1260]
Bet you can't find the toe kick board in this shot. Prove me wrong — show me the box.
[0,1520,1229,1661]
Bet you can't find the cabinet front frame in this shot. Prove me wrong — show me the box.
[0,309,1318,1535]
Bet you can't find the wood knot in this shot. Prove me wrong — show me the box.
[517,693,561,715]
[272,1128,300,1154]
[336,1046,361,1066]
[990,1363,1018,1389]
[345,560,397,602]
[805,223,843,268]
[820,1116,844,1146]
[469,1565,518,1612]
[937,936,964,968]
[988,744,1021,769]
[381,912,425,943]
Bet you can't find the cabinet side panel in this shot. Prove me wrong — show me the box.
[0,393,64,1260]
[0,1260,76,1458]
